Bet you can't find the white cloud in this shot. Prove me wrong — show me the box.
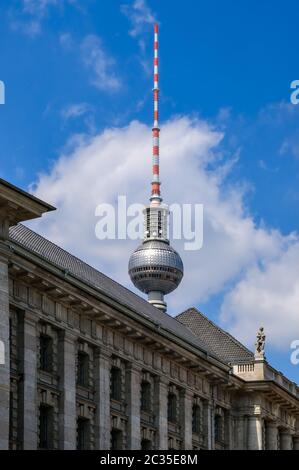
[121,0,157,71]
[22,0,59,17]
[221,240,299,349]
[59,32,73,49]
[10,0,75,36]
[10,18,41,36]
[61,102,91,120]
[121,0,156,37]
[80,35,121,92]
[29,116,299,353]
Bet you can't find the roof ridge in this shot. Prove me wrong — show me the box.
[176,307,254,359]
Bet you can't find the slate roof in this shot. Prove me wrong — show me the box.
[176,308,254,364]
[9,224,226,365]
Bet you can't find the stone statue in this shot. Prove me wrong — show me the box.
[255,327,266,359]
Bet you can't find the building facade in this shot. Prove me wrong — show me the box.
[0,179,298,450]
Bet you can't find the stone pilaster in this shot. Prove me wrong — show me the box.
[180,389,193,450]
[280,430,293,450]
[204,401,214,450]
[0,257,9,450]
[95,348,111,449]
[126,363,141,450]
[225,410,233,449]
[266,422,278,450]
[58,330,77,450]
[154,376,168,450]
[234,416,246,450]
[18,311,38,449]
[247,416,263,450]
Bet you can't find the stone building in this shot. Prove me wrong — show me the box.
[0,178,298,450]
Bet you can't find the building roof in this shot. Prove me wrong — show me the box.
[0,178,55,226]
[176,308,254,364]
[9,224,227,366]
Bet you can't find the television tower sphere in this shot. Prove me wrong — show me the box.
[129,240,183,296]
[128,211,184,312]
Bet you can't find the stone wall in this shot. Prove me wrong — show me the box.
[0,258,297,450]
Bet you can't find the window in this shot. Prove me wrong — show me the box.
[214,414,223,442]
[167,393,177,423]
[39,405,53,449]
[40,335,53,372]
[111,429,122,450]
[77,351,89,387]
[192,404,201,434]
[77,417,90,450]
[111,367,121,401]
[158,211,162,237]
[141,381,151,412]
[146,208,150,237]
[141,439,152,450]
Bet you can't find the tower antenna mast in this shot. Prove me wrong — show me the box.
[151,23,161,203]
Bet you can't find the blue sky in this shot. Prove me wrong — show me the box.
[1,0,299,382]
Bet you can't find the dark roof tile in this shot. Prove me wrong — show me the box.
[176,308,254,363]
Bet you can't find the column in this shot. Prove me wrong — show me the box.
[266,422,278,450]
[247,416,263,450]
[280,430,293,450]
[0,258,9,450]
[126,363,141,450]
[95,348,111,449]
[18,311,39,449]
[58,330,77,450]
[154,376,168,450]
[180,389,193,450]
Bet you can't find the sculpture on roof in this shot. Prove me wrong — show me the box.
[255,327,266,359]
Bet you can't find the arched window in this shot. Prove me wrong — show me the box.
[111,367,122,401]
[192,404,201,434]
[141,381,151,412]
[167,392,177,423]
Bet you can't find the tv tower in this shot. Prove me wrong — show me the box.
[128,24,183,312]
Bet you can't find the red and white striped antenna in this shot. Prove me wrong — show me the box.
[151,23,161,203]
